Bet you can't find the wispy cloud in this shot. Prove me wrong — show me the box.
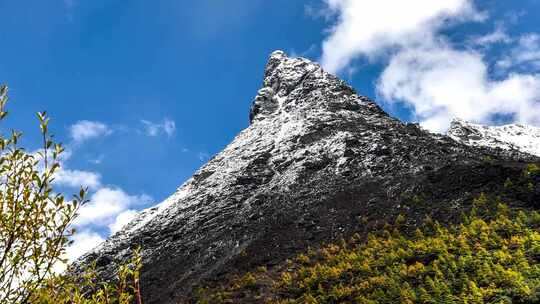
[69,120,112,143]
[290,44,318,58]
[471,25,511,46]
[197,152,210,161]
[141,118,176,138]
[88,154,105,164]
[497,34,540,70]
[304,2,335,20]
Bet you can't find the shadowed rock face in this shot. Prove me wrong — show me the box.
[75,51,538,303]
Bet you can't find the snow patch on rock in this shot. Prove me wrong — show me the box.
[448,118,540,157]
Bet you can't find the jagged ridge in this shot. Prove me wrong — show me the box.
[448,118,540,157]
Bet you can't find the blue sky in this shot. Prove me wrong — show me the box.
[0,0,539,259]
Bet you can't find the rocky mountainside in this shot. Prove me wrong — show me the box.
[76,51,539,304]
[448,118,540,157]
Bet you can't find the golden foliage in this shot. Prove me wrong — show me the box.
[198,193,540,304]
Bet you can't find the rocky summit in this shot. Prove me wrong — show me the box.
[76,51,539,303]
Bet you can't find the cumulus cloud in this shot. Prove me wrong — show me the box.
[53,168,102,189]
[56,119,159,259]
[61,187,148,264]
[378,42,540,132]
[69,120,111,143]
[74,187,152,227]
[68,187,150,259]
[66,185,151,259]
[320,0,481,73]
[108,209,138,234]
[319,0,540,132]
[141,118,176,138]
[31,147,102,190]
[65,230,104,262]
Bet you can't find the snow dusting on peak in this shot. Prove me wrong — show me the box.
[249,50,324,124]
[448,118,540,157]
[76,51,538,304]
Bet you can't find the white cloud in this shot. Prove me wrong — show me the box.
[319,0,540,132]
[320,0,482,73]
[498,34,540,70]
[378,42,540,132]
[66,188,150,259]
[108,209,138,234]
[54,119,158,260]
[141,118,176,138]
[53,168,102,189]
[32,147,102,190]
[69,120,111,143]
[472,26,511,46]
[75,187,152,226]
[65,230,104,262]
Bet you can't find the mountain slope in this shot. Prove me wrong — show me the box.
[448,118,540,157]
[197,185,540,303]
[76,51,538,304]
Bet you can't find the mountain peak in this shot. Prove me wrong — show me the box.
[264,50,307,76]
[267,49,287,63]
[250,50,378,124]
[75,52,539,304]
[250,51,320,123]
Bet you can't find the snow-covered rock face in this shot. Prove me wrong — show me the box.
[75,51,537,304]
[448,119,540,157]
